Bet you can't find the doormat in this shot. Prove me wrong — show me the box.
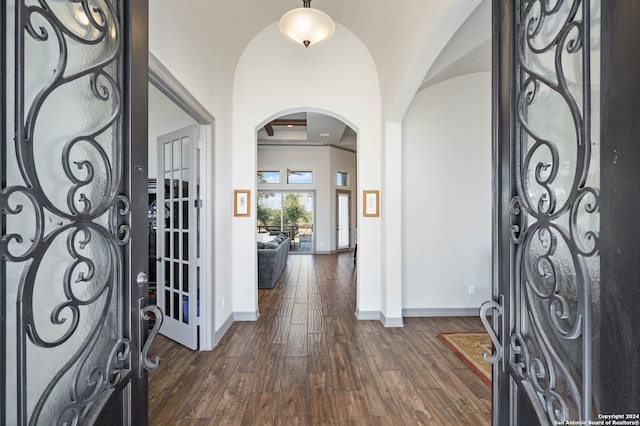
[436,332,492,387]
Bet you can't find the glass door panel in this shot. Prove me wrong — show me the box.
[285,192,313,252]
[156,126,198,350]
[257,192,283,235]
[337,192,350,249]
[483,1,601,424]
[257,191,313,252]
[2,1,151,423]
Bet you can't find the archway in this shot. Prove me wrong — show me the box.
[231,23,383,321]
[256,110,358,259]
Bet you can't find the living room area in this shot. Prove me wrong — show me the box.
[256,114,357,288]
[256,112,357,256]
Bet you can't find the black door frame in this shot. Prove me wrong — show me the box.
[599,1,640,414]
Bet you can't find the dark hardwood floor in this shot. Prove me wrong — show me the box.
[148,252,491,425]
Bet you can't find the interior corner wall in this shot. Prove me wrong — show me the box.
[233,23,382,317]
[402,71,492,311]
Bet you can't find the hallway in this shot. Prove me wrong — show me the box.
[148,253,491,425]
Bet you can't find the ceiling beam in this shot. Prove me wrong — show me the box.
[268,119,307,127]
[263,118,306,137]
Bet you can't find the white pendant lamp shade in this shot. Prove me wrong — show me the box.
[279,5,335,47]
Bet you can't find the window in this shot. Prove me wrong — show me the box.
[287,170,313,184]
[337,171,348,186]
[257,171,280,184]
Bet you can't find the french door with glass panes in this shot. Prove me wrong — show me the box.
[1,0,158,424]
[156,125,199,350]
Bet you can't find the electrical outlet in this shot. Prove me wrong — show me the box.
[468,285,475,295]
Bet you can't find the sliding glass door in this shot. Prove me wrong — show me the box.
[257,191,314,252]
[337,191,351,250]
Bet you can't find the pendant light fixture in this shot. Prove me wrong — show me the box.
[279,0,335,48]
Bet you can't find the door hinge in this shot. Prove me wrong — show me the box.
[480,294,505,372]
[197,140,203,150]
[194,199,203,208]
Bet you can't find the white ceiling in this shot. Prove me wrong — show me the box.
[420,0,491,89]
[257,112,356,151]
[255,0,491,152]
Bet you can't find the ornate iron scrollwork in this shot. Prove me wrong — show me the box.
[508,0,599,423]
[483,1,599,423]
[1,0,134,423]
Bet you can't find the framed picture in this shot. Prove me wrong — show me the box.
[363,190,379,217]
[234,190,251,217]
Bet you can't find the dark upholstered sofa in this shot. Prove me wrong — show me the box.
[257,234,290,288]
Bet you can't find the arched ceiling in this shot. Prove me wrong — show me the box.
[204,0,489,115]
[420,0,491,90]
[150,0,491,141]
[240,0,490,150]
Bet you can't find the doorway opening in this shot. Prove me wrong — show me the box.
[148,54,215,350]
[336,190,351,250]
[256,111,357,255]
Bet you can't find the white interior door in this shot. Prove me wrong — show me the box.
[156,125,199,349]
[337,191,351,250]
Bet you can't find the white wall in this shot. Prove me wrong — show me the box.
[149,1,235,335]
[402,72,492,312]
[233,23,382,318]
[257,145,357,252]
[148,84,197,179]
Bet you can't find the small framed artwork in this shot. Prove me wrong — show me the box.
[234,190,251,217]
[363,190,379,217]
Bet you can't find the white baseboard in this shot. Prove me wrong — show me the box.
[381,313,404,328]
[213,310,259,347]
[402,308,480,317]
[233,310,260,321]
[215,313,234,344]
[356,310,404,327]
[355,309,381,321]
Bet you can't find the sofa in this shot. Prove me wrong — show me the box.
[257,233,290,288]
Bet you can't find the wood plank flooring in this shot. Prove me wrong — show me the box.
[148,252,491,425]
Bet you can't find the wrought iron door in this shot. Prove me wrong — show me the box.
[1,0,160,424]
[482,0,601,424]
